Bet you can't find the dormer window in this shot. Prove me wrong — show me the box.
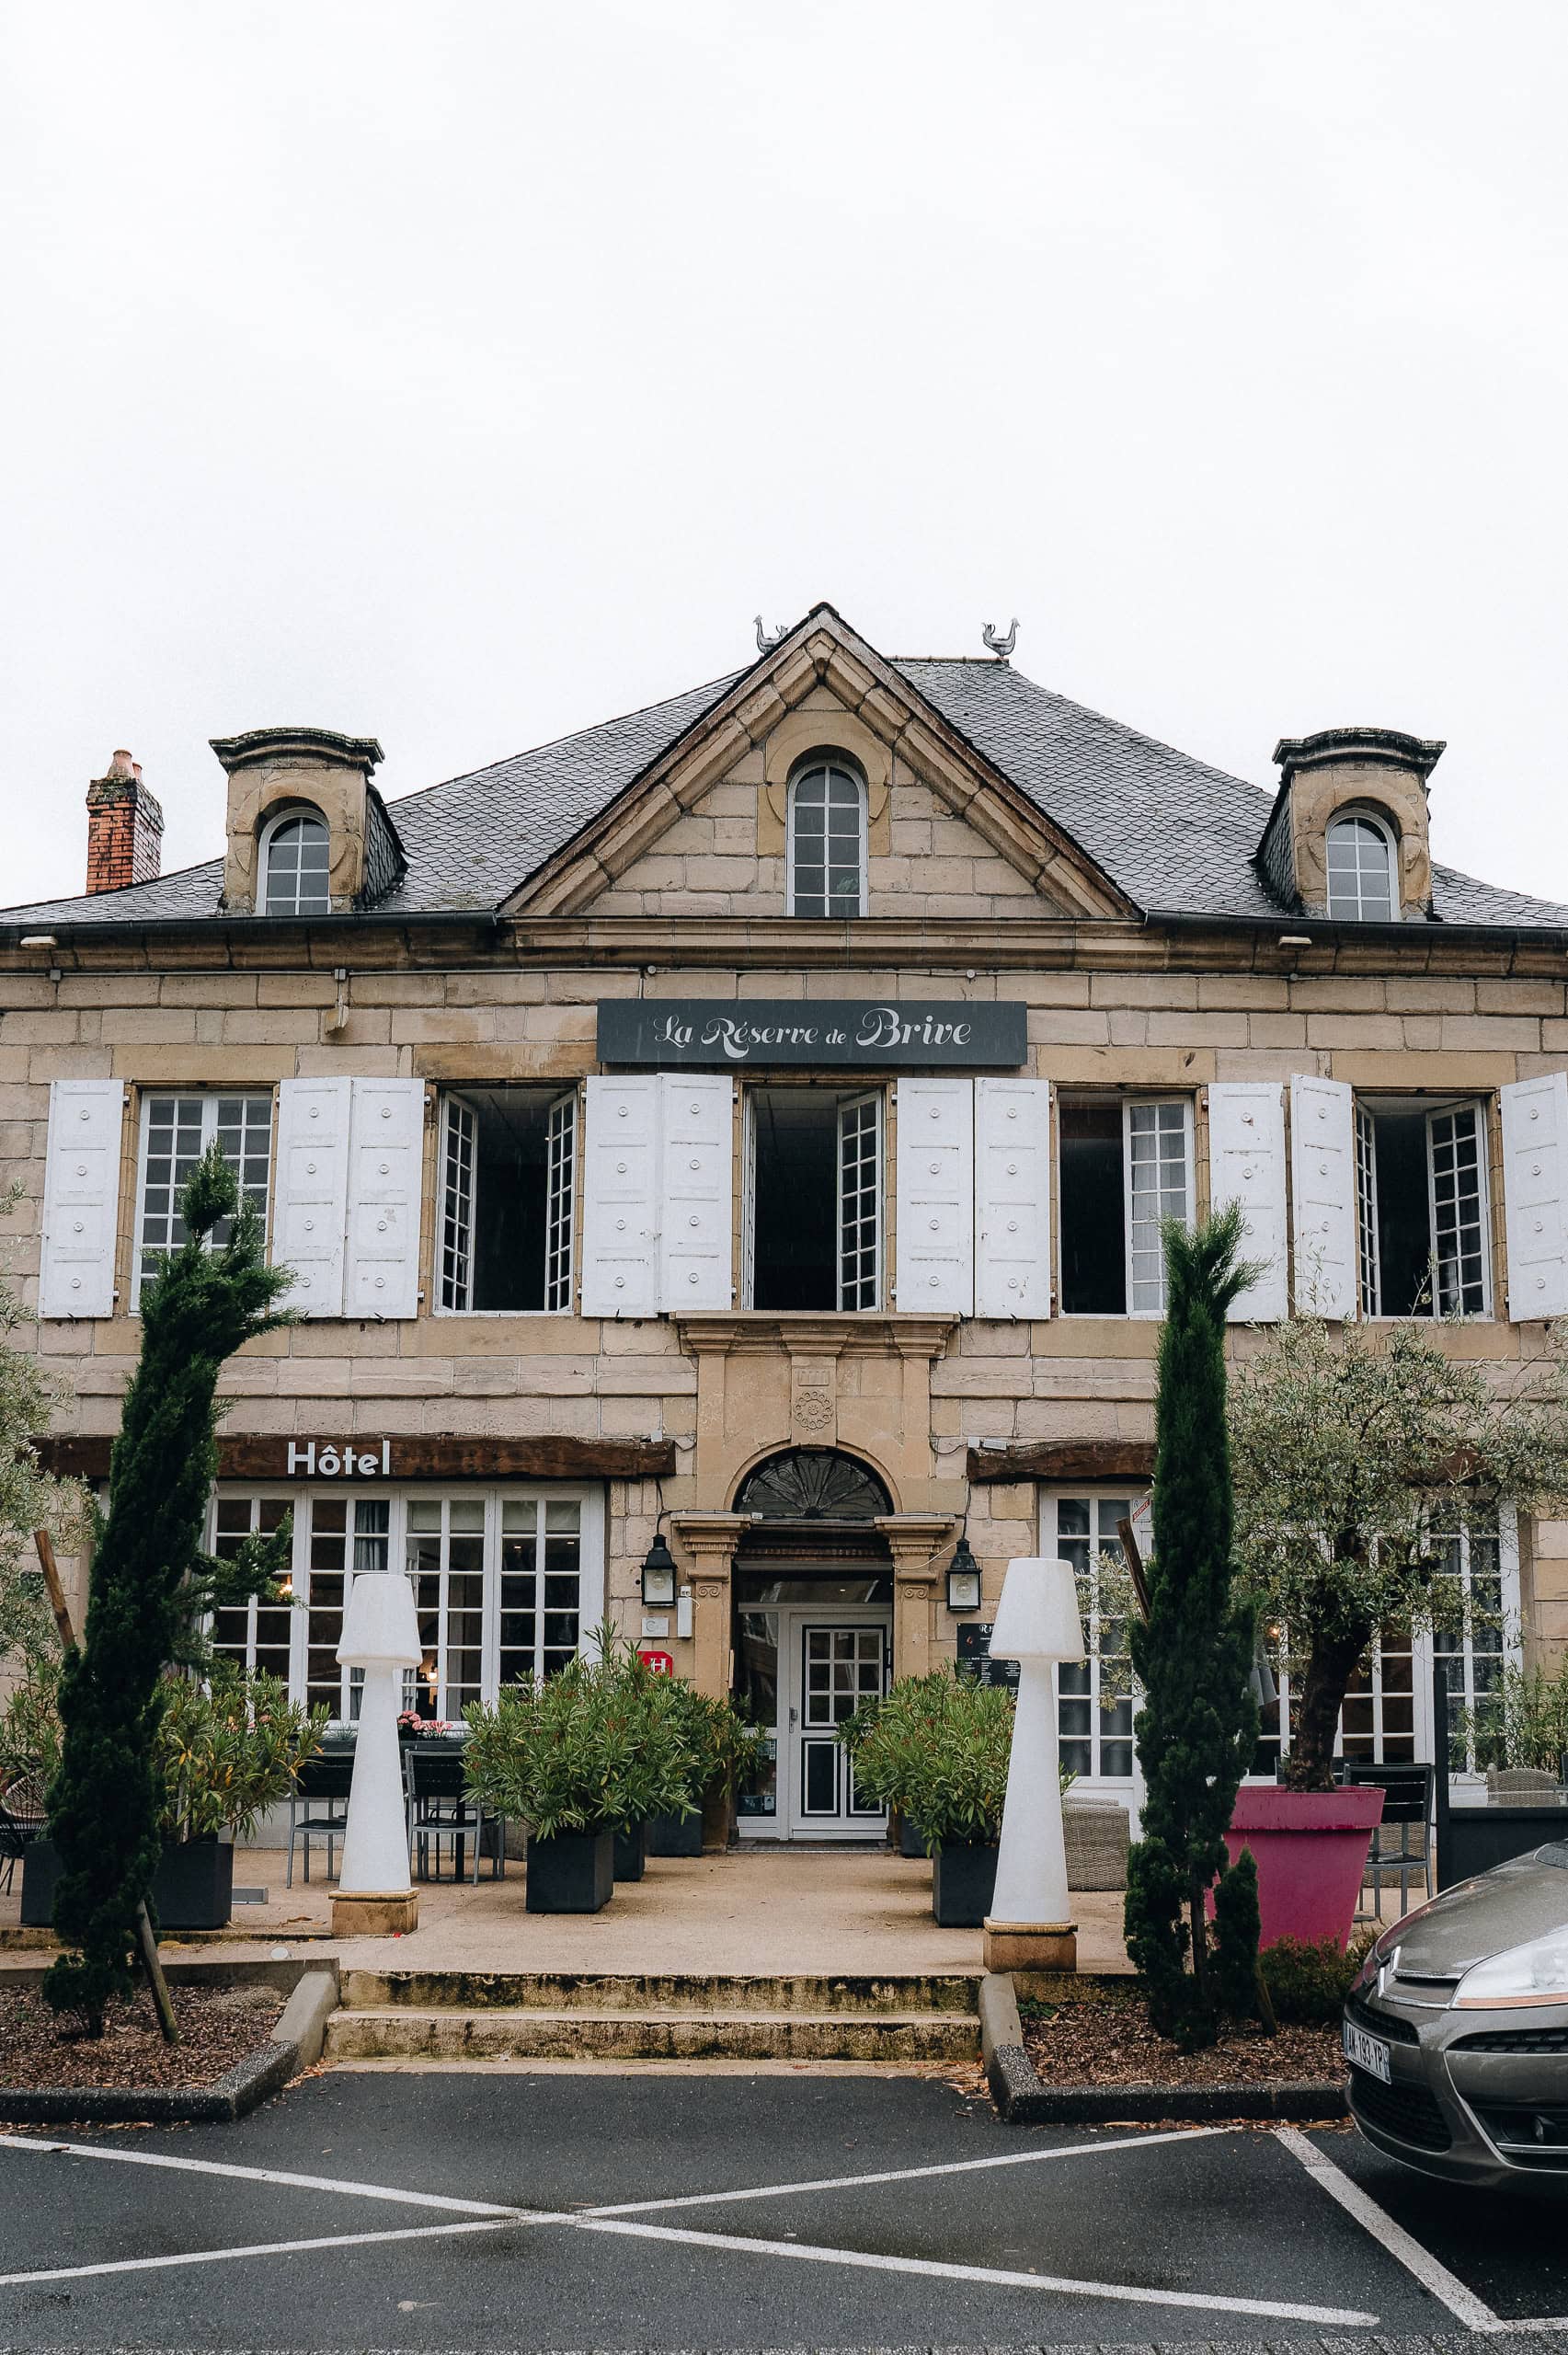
[787,757,866,918]
[1324,808,1397,922]
[261,807,331,915]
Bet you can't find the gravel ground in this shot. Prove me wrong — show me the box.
[0,1980,283,2090]
[1023,1992,1343,2085]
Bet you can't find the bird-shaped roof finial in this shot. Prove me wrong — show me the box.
[754,615,787,653]
[982,618,1019,661]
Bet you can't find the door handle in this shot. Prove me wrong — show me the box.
[788,1706,798,1727]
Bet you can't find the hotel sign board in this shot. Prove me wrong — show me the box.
[598,998,1027,1069]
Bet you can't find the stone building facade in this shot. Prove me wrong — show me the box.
[7,604,1568,1834]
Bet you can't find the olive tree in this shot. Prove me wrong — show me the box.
[1229,1315,1568,1789]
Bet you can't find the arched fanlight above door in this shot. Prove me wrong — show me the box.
[733,1448,891,1522]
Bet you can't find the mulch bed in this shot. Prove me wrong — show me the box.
[0,1981,284,2092]
[1022,1992,1341,2087]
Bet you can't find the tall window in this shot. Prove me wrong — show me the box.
[136,1091,273,1302]
[1325,809,1396,922]
[1355,1097,1491,1316]
[1058,1097,1194,1315]
[210,1494,293,1683]
[787,758,866,917]
[745,1086,883,1310]
[406,1498,486,1718]
[1044,1492,1142,1784]
[498,1498,585,1683]
[439,1088,576,1312]
[261,809,331,915]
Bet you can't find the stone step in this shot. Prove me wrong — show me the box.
[340,1968,982,2016]
[326,2005,979,2063]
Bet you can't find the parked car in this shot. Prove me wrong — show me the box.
[1345,1841,1568,2188]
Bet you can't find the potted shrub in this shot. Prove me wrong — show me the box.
[463,1639,690,1913]
[1230,1313,1568,1946]
[1454,1655,1568,1804]
[849,1671,1018,1926]
[13,1661,325,1931]
[646,1683,766,1857]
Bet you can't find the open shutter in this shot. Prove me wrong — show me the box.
[580,1077,660,1317]
[658,1074,733,1311]
[1207,1082,1287,1322]
[1289,1074,1356,1317]
[272,1078,351,1316]
[39,1078,123,1317]
[1501,1074,1568,1318]
[345,1078,426,1318]
[894,1076,974,1315]
[974,1077,1051,1318]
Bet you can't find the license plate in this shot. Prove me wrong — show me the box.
[1344,2019,1392,2083]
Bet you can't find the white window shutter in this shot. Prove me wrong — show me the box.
[272,1078,351,1315]
[345,1079,426,1318]
[894,1076,974,1315]
[1207,1082,1287,1322]
[1289,1074,1357,1317]
[581,1077,660,1317]
[1501,1074,1568,1319]
[974,1078,1051,1318]
[658,1074,733,1312]
[39,1078,124,1317]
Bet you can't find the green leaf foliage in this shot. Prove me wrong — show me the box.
[462,1627,701,1839]
[845,1668,1021,1847]
[41,1147,293,2034]
[1230,1315,1568,1788]
[1260,1929,1375,2025]
[1124,1207,1261,2048]
[0,1182,90,1678]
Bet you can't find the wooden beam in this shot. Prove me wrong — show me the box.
[967,1439,1155,1485]
[32,1433,677,1484]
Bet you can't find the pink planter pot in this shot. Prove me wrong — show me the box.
[1221,1784,1385,1951]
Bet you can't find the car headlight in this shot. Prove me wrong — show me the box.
[1454,1928,1568,2008]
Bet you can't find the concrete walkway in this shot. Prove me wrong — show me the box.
[0,1846,1133,1977]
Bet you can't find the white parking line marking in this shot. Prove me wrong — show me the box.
[590,2122,1229,2215]
[574,2211,1381,2326]
[0,2133,518,2216]
[1276,2125,1500,2333]
[0,2217,526,2291]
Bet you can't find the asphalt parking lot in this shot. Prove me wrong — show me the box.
[2,2070,1568,2351]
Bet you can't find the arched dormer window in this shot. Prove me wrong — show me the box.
[260,807,331,915]
[1325,807,1397,922]
[787,755,866,918]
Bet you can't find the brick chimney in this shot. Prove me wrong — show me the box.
[86,750,164,893]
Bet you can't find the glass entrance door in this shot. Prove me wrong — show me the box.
[790,1617,888,1836]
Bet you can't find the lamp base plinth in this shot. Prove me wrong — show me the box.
[982,1917,1077,1973]
[332,1889,419,1937]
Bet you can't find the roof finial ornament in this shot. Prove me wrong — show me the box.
[982,617,1019,661]
[754,615,787,653]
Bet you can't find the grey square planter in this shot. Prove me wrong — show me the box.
[645,1809,704,1857]
[525,1827,613,1913]
[931,1839,998,1927]
[612,1822,647,1881]
[21,1837,235,1932]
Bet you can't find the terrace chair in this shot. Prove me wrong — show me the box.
[405,1744,504,1885]
[0,1772,46,1897]
[285,1749,355,1888]
[1344,1761,1435,1921]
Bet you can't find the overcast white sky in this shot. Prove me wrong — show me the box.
[4,2,1567,912]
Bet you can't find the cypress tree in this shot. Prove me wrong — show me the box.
[1123,1206,1262,2048]
[42,1148,292,2036]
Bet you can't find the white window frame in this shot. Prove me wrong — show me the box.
[744,1084,886,1313]
[210,1483,606,1723]
[836,1090,883,1311]
[1354,1094,1494,1319]
[208,1492,296,1686]
[134,1088,275,1307]
[1039,1488,1147,1808]
[435,1088,578,1315]
[258,805,332,917]
[1325,806,1398,923]
[785,758,868,918]
[1123,1097,1195,1317]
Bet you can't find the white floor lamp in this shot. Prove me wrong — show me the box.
[983,1555,1085,1975]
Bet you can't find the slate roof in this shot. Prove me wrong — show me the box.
[6,650,1567,934]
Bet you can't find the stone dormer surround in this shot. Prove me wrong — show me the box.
[214,726,395,914]
[1258,726,1445,920]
